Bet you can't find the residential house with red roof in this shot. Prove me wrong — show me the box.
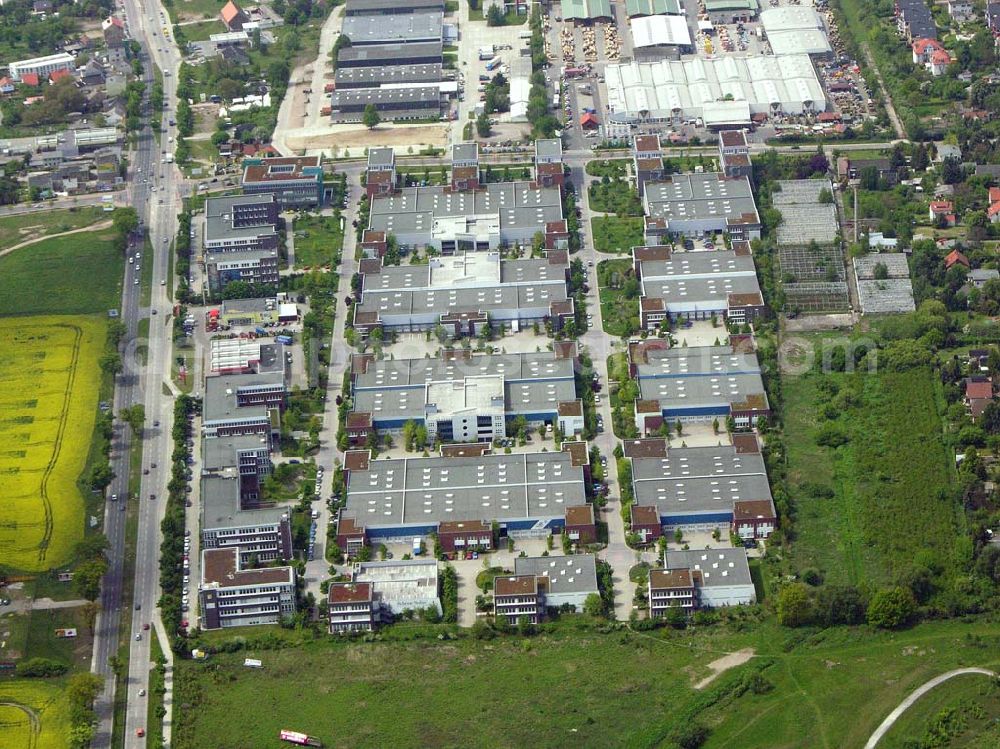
[965,378,995,420]
[221,0,248,31]
[931,201,957,227]
[911,37,951,75]
[945,249,969,269]
[988,187,1000,224]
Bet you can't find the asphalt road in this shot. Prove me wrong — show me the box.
[90,0,183,746]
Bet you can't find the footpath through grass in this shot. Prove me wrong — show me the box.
[0,679,74,749]
[173,617,1000,749]
[0,206,105,251]
[0,227,123,316]
[782,365,961,588]
[878,671,1000,748]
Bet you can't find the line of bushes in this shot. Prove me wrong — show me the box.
[158,393,198,650]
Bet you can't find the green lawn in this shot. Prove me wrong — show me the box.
[173,617,1000,749]
[585,159,630,178]
[170,0,227,22]
[879,672,1000,748]
[178,19,222,42]
[0,227,123,316]
[0,206,106,251]
[782,364,961,587]
[598,258,641,336]
[592,217,644,254]
[293,213,344,269]
[22,606,94,672]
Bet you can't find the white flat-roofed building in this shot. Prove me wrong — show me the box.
[759,7,832,57]
[605,54,826,127]
[630,14,693,49]
[9,52,75,81]
[658,548,756,609]
[353,560,441,616]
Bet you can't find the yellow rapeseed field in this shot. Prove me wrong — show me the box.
[0,679,73,749]
[0,315,104,571]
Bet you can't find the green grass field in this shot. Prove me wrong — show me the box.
[0,679,74,749]
[782,366,961,586]
[0,228,122,316]
[879,672,1000,748]
[0,207,105,251]
[592,216,644,253]
[292,214,345,269]
[0,317,104,570]
[173,617,1000,749]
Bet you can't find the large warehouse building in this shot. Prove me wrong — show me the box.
[631,342,770,429]
[339,451,591,543]
[346,345,582,442]
[351,251,575,337]
[604,54,827,126]
[759,7,832,57]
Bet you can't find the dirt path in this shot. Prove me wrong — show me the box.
[694,648,756,689]
[856,41,906,140]
[0,701,40,749]
[0,220,114,260]
[863,667,998,748]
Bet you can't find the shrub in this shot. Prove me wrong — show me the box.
[16,658,69,677]
[867,586,917,629]
[777,583,813,627]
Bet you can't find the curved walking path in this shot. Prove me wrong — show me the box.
[0,220,114,260]
[863,667,998,748]
[0,701,40,749]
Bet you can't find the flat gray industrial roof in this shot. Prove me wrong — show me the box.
[201,475,289,531]
[342,452,587,526]
[220,297,274,314]
[340,11,443,44]
[514,555,598,596]
[360,256,567,293]
[632,443,772,517]
[346,0,444,12]
[330,85,441,107]
[202,434,270,472]
[337,41,442,64]
[635,345,760,379]
[207,248,277,266]
[663,548,753,588]
[643,276,762,313]
[354,351,575,390]
[368,182,563,236]
[336,63,443,88]
[505,379,577,415]
[663,547,753,587]
[356,282,568,318]
[367,147,395,168]
[636,346,766,412]
[644,173,758,223]
[534,138,563,160]
[638,372,768,409]
[452,142,479,163]
[203,371,284,423]
[204,194,277,243]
